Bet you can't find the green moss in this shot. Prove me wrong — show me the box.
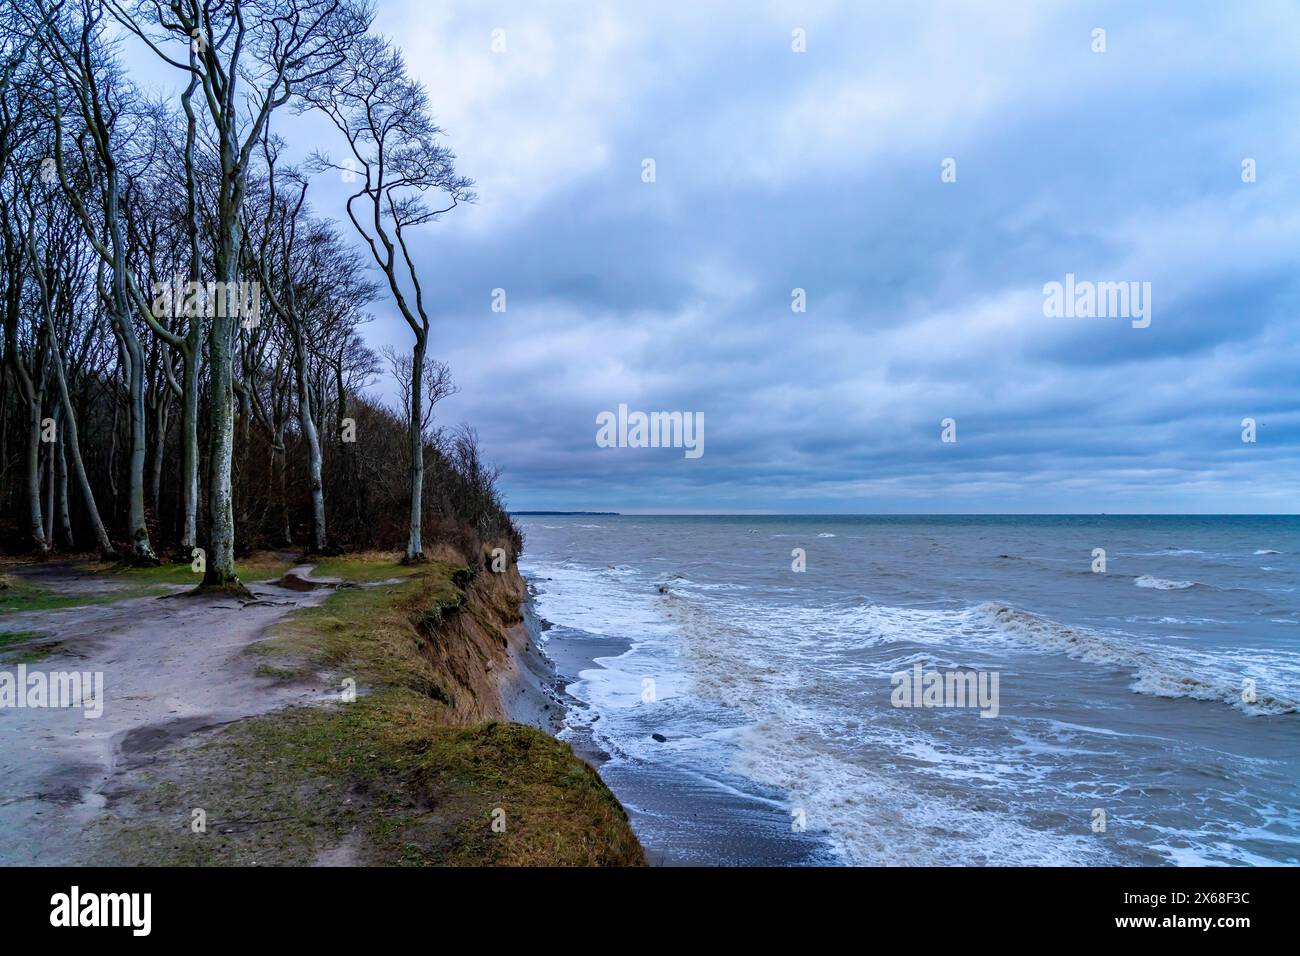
[0,629,62,663]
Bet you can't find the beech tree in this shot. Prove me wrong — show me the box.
[107,0,368,589]
[0,2,516,570]
[24,186,115,556]
[29,0,161,563]
[248,138,376,553]
[305,34,474,562]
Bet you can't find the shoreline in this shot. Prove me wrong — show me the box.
[518,572,840,866]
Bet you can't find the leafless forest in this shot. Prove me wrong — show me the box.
[0,0,519,587]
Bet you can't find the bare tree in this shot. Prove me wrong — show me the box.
[246,139,380,554]
[107,0,368,588]
[0,46,51,554]
[0,1,518,570]
[379,344,456,438]
[305,34,474,562]
[24,185,115,556]
[28,0,159,562]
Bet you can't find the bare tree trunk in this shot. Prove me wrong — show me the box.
[120,327,156,564]
[42,324,114,558]
[43,424,54,545]
[171,66,203,563]
[267,416,290,546]
[107,394,119,511]
[43,71,157,564]
[405,333,425,562]
[334,361,347,434]
[56,422,73,550]
[149,398,168,521]
[25,399,47,555]
[202,238,239,589]
[293,342,327,553]
[179,352,198,556]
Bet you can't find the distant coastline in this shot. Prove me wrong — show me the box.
[512,511,621,516]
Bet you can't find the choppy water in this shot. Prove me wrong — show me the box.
[520,515,1300,866]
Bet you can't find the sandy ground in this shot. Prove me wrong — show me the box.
[0,563,340,866]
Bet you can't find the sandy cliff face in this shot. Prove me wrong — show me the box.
[413,543,557,729]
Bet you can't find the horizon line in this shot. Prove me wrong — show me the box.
[510,511,1299,518]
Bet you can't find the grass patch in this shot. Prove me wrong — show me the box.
[97,552,294,587]
[103,690,642,866]
[0,629,63,663]
[248,559,465,695]
[254,663,312,682]
[0,553,295,617]
[0,629,45,649]
[308,551,420,583]
[6,642,65,664]
[0,580,101,615]
[102,556,644,866]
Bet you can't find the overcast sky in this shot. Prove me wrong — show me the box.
[320,0,1300,514]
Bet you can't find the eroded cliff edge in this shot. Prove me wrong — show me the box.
[91,544,645,866]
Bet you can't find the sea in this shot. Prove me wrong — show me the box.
[518,515,1300,866]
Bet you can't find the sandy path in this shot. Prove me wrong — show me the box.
[0,564,339,865]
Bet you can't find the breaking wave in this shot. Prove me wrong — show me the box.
[975,603,1298,716]
[1134,575,1199,590]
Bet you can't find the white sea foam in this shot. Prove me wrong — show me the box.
[975,603,1299,715]
[733,720,1107,866]
[523,559,665,638]
[647,590,1110,864]
[1134,615,1228,626]
[1134,574,1197,590]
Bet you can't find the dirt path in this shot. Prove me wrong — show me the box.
[0,564,339,865]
